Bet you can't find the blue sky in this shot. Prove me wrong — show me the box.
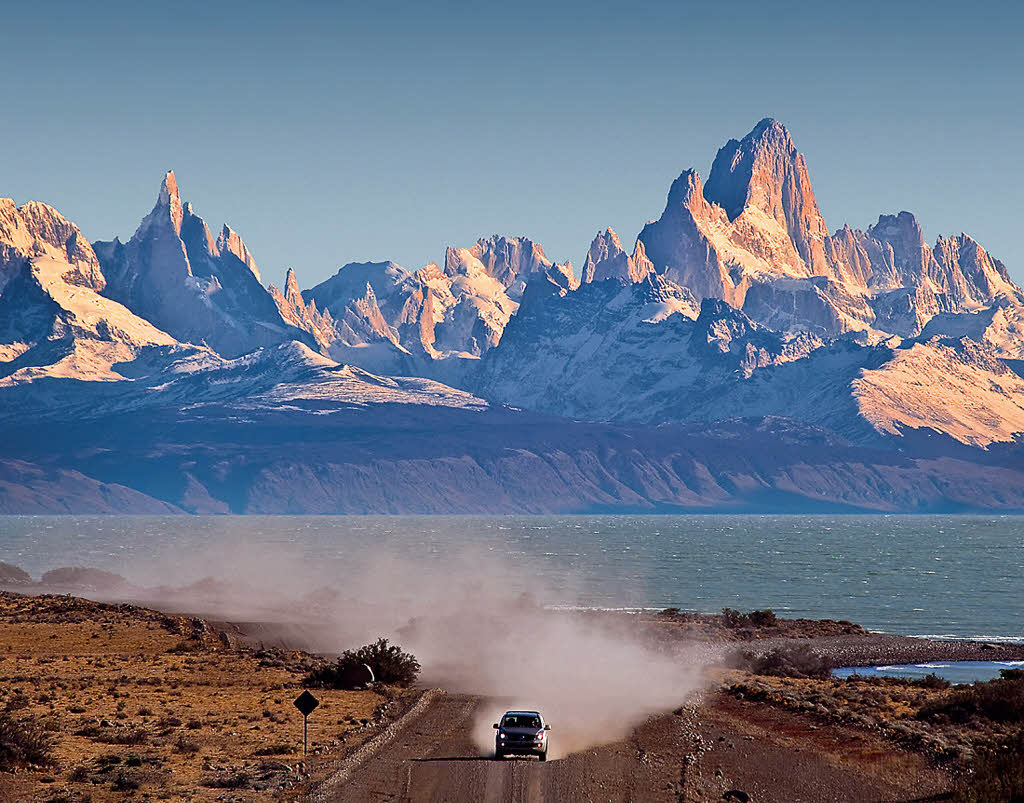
[3,0,1021,288]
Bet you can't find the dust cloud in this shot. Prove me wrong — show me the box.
[122,540,708,758]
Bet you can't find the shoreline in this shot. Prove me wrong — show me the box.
[743,632,1024,668]
[5,576,1024,669]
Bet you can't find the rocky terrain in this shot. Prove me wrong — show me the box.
[3,118,1024,512]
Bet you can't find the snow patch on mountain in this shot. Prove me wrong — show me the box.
[474,276,815,424]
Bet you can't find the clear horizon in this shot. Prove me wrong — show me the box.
[3,0,1021,289]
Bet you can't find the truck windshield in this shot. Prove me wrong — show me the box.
[503,715,541,728]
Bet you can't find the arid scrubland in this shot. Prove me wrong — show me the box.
[0,592,414,802]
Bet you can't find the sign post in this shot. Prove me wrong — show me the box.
[293,690,320,755]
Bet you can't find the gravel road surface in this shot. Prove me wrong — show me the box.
[315,690,950,802]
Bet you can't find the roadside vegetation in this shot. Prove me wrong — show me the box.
[304,638,421,689]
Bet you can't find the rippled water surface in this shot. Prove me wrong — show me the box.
[0,515,1021,639]
[833,660,1024,685]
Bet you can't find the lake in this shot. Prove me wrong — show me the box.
[0,514,1021,640]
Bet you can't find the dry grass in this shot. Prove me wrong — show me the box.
[724,670,1023,763]
[0,591,413,802]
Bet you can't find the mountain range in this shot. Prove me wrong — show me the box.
[3,119,1024,513]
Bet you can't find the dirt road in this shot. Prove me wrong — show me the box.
[312,691,951,803]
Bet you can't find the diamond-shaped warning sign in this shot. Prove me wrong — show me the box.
[294,690,320,717]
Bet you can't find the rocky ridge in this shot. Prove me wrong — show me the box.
[3,119,1024,512]
[94,171,319,358]
[637,119,1020,337]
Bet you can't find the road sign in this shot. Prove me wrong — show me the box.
[294,690,320,754]
[294,690,320,717]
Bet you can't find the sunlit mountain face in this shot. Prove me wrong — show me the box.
[3,120,1024,513]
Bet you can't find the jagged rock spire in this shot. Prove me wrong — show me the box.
[284,266,302,299]
[217,223,261,281]
[580,228,652,284]
[95,170,320,358]
[155,170,184,234]
[703,118,830,273]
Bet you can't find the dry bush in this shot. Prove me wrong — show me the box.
[0,710,51,770]
[722,608,778,629]
[918,670,1024,725]
[173,733,200,754]
[254,742,294,756]
[167,639,204,655]
[201,770,251,789]
[844,672,951,690]
[953,728,1024,803]
[304,638,420,689]
[734,645,833,679]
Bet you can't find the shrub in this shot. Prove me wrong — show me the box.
[110,770,141,791]
[173,733,200,754]
[738,645,833,679]
[304,638,420,689]
[844,672,951,690]
[254,743,294,756]
[918,670,1024,725]
[953,729,1024,803]
[167,640,204,655]
[0,711,52,769]
[104,727,149,745]
[74,723,102,738]
[201,770,251,789]
[747,609,778,628]
[5,692,31,712]
[67,765,91,782]
[722,608,778,629]
[913,672,954,691]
